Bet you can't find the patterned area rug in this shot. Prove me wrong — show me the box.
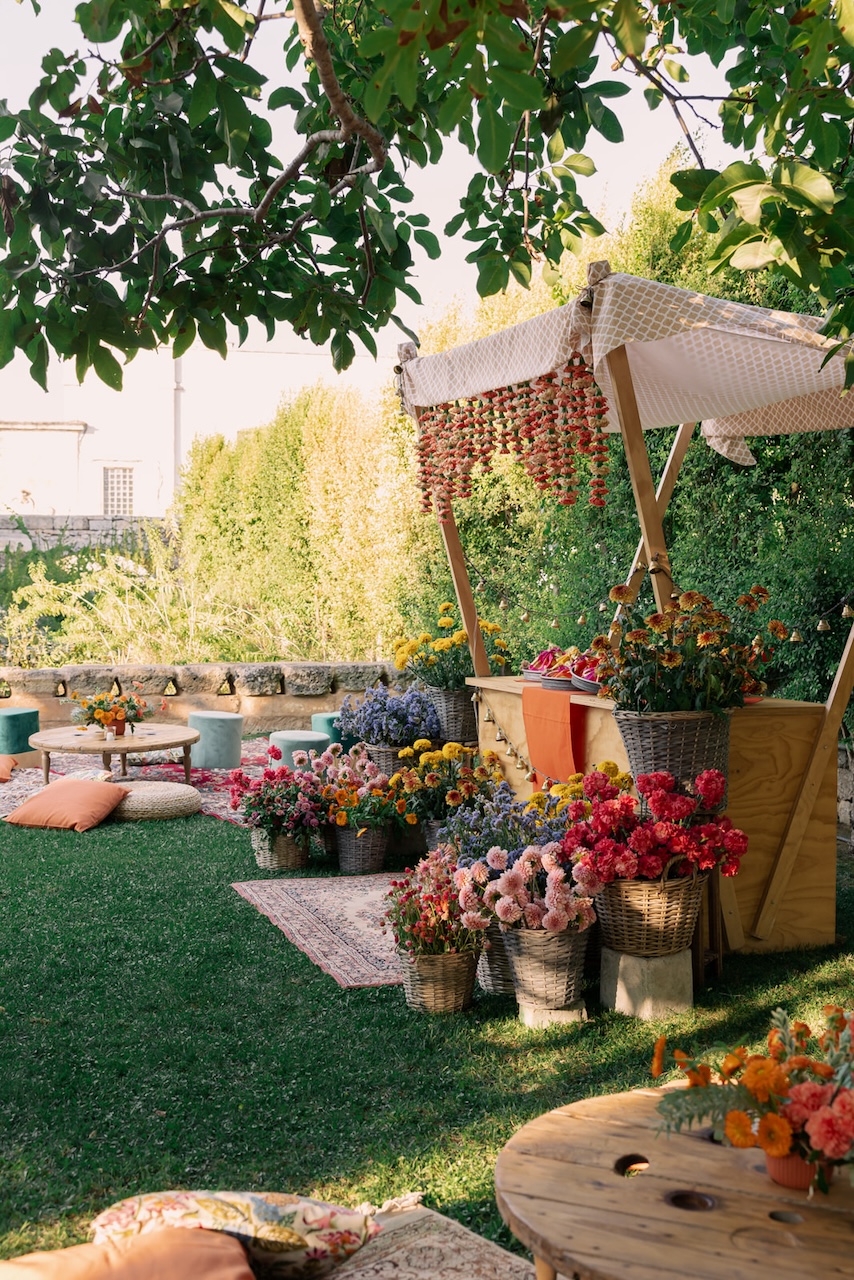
[0,737,271,821]
[232,874,402,988]
[338,1209,535,1279]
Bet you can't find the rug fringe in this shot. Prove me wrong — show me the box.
[356,1192,424,1216]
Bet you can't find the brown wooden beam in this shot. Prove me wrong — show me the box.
[619,421,695,611]
[438,502,491,677]
[605,345,674,613]
[750,619,854,938]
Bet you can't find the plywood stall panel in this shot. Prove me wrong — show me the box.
[469,678,837,954]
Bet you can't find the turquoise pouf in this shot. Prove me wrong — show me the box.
[188,710,244,770]
[0,707,40,755]
[269,729,330,770]
[310,712,357,753]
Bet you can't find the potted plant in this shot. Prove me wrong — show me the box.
[592,583,790,794]
[334,685,440,775]
[561,765,747,957]
[383,848,486,1013]
[68,688,160,735]
[392,603,511,742]
[652,1006,854,1192]
[314,743,417,874]
[455,841,596,1015]
[393,739,504,850]
[229,745,326,870]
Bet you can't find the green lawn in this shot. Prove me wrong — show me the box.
[1,814,852,1261]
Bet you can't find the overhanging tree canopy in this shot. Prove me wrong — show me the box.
[3,1,854,389]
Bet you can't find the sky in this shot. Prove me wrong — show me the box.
[0,3,734,441]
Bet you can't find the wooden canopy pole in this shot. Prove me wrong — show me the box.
[750,618,854,939]
[605,345,674,613]
[619,421,695,607]
[437,502,491,677]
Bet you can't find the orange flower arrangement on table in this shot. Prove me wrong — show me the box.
[68,689,158,734]
[652,1006,854,1191]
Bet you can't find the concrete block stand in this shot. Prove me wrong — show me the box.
[599,946,693,1020]
[517,1001,588,1029]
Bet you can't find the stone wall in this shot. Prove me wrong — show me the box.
[839,745,854,831]
[0,662,401,735]
[0,514,150,554]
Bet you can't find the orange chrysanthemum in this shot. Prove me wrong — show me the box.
[659,650,683,669]
[768,619,789,640]
[724,1110,756,1148]
[720,1048,748,1079]
[609,584,635,603]
[757,1112,793,1158]
[741,1056,790,1103]
[645,612,670,634]
[651,1035,666,1079]
[696,630,721,648]
[750,585,770,602]
[686,1064,712,1088]
[767,1028,787,1061]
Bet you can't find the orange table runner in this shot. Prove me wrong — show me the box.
[521,685,587,786]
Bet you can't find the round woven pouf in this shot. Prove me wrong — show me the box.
[111,780,202,822]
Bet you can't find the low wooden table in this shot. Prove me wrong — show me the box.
[29,724,200,786]
[494,1087,854,1280]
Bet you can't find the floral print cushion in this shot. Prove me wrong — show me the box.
[90,1190,381,1277]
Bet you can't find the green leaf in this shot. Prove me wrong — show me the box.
[189,59,218,129]
[552,25,600,77]
[476,254,509,295]
[508,256,532,287]
[476,109,515,174]
[590,103,623,143]
[610,0,646,57]
[773,161,837,214]
[216,83,252,166]
[0,115,17,144]
[669,218,693,253]
[837,0,854,48]
[671,168,722,202]
[584,80,631,99]
[209,0,252,52]
[560,153,596,176]
[331,329,355,371]
[730,240,778,269]
[173,317,197,360]
[413,228,441,259]
[547,129,565,164]
[662,58,689,83]
[93,342,123,390]
[444,210,467,236]
[697,161,769,212]
[489,66,545,112]
[76,0,124,43]
[268,86,304,111]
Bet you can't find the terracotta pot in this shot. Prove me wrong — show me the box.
[764,1151,834,1190]
[114,719,126,737]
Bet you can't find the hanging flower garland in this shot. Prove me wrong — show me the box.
[415,353,610,521]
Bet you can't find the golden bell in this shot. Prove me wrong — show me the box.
[598,601,607,613]
[499,597,510,612]
[520,609,531,623]
[789,629,803,643]
[475,580,486,594]
[817,618,831,632]
[550,617,561,629]
[495,728,505,741]
[525,768,536,782]
[843,604,854,619]
[506,744,515,758]
[483,708,494,723]
[577,612,587,626]
[515,756,527,770]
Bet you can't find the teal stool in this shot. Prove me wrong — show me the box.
[0,707,40,755]
[311,712,357,753]
[269,729,330,770]
[188,710,244,769]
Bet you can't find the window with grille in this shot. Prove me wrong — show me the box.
[103,467,134,516]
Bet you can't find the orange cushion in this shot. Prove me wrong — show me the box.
[0,755,16,782]
[4,776,129,832]
[0,1228,253,1279]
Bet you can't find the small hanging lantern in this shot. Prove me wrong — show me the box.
[515,756,527,771]
[577,612,587,626]
[525,768,536,782]
[520,609,531,623]
[843,603,854,619]
[789,629,803,643]
[495,728,505,742]
[483,707,494,723]
[817,618,831,632]
[506,744,516,759]
[550,616,561,629]
[499,597,510,612]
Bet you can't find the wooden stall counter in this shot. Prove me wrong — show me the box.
[468,677,837,955]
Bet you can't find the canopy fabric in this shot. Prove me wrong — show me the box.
[398,262,854,465]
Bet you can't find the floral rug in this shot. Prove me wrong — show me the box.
[232,874,403,989]
[0,737,272,821]
[338,1208,535,1279]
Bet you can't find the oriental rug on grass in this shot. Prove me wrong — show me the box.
[232,874,403,989]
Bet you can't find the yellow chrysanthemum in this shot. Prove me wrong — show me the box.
[442,742,464,760]
[452,630,468,644]
[418,632,432,644]
[594,760,620,777]
[412,739,432,752]
[439,602,455,613]
[437,617,454,629]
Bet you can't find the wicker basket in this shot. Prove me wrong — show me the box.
[364,743,404,776]
[422,818,445,850]
[250,829,310,871]
[476,921,516,996]
[398,950,478,1013]
[595,858,707,957]
[613,710,731,811]
[336,826,390,874]
[423,686,478,743]
[502,927,589,1010]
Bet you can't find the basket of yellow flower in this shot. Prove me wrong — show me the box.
[393,604,511,743]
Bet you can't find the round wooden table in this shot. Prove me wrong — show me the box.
[29,724,200,786]
[494,1087,854,1280]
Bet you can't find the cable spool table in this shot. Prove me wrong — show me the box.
[494,1087,854,1280]
[29,724,200,786]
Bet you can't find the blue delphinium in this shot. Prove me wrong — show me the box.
[335,685,440,748]
[440,782,567,867]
